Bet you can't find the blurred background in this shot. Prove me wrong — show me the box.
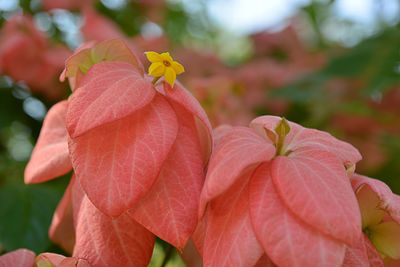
[0,0,399,265]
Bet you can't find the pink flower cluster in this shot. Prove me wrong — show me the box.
[19,38,212,266]
[193,117,400,266]
[0,14,71,100]
[1,37,399,267]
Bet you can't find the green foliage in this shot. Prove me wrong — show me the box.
[95,1,143,36]
[0,181,64,254]
[148,242,186,267]
[371,134,400,193]
[273,27,400,102]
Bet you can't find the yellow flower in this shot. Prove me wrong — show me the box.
[145,51,184,87]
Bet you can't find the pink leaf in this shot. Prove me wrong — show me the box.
[24,100,71,184]
[60,40,96,86]
[36,253,91,267]
[354,180,386,229]
[203,169,264,267]
[199,126,275,217]
[342,234,370,267]
[213,124,233,146]
[63,39,143,81]
[162,81,213,167]
[0,249,35,267]
[69,94,178,217]
[363,234,385,267]
[251,115,362,164]
[271,147,361,245]
[59,257,91,267]
[180,239,203,267]
[36,253,65,266]
[130,103,204,250]
[49,176,75,254]
[192,210,208,258]
[72,179,155,267]
[249,163,346,267]
[66,62,155,138]
[351,174,400,224]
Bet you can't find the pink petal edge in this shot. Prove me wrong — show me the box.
[25,100,72,184]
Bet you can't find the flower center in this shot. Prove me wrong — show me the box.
[163,60,171,67]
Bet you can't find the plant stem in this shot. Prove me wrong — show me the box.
[160,245,174,267]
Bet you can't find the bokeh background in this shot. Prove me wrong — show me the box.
[0,0,399,265]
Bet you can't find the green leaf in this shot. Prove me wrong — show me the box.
[269,74,326,103]
[0,183,63,253]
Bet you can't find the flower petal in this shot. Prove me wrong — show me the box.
[164,67,176,87]
[49,176,75,254]
[351,174,400,225]
[130,102,205,250]
[356,184,385,229]
[64,39,143,79]
[162,81,213,167]
[25,100,72,184]
[36,253,91,267]
[92,39,143,73]
[363,234,385,267]
[160,52,173,62]
[72,179,155,267]
[145,51,162,63]
[249,163,346,267]
[148,62,165,77]
[171,61,184,74]
[203,169,264,267]
[0,249,35,267]
[213,124,233,145]
[370,221,400,259]
[69,94,178,217]
[66,62,155,138]
[192,211,208,258]
[343,234,370,267]
[271,147,361,246]
[199,126,275,218]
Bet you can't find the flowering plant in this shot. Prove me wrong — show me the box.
[0,3,399,266]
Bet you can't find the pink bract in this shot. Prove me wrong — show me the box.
[196,116,362,266]
[25,38,213,265]
[71,177,155,267]
[49,176,75,254]
[35,252,91,267]
[24,100,72,184]
[343,174,400,266]
[0,249,35,267]
[0,249,90,267]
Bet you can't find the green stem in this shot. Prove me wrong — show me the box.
[276,136,284,156]
[160,245,174,267]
